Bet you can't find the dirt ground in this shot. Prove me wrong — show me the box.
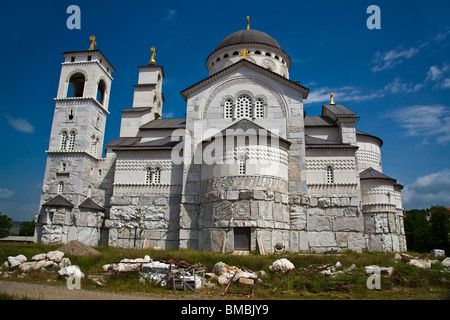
[0,280,188,300]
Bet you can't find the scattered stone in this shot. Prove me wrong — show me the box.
[32,253,47,261]
[441,257,450,268]
[7,254,27,269]
[59,257,72,269]
[335,261,343,269]
[364,265,395,276]
[430,249,445,259]
[394,253,402,261]
[58,265,84,279]
[269,258,295,273]
[408,259,432,269]
[46,251,64,263]
[58,240,101,256]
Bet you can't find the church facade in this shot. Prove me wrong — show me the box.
[35,22,407,253]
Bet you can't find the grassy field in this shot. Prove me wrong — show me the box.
[1,242,449,300]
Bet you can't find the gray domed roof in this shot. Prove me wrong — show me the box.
[215,29,282,51]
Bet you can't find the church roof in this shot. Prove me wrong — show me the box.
[109,136,180,151]
[322,104,357,117]
[305,135,358,149]
[79,198,105,212]
[304,116,336,127]
[359,167,397,182]
[181,59,309,101]
[215,29,282,51]
[356,130,384,147]
[140,118,186,130]
[42,195,74,208]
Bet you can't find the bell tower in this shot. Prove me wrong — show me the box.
[35,37,115,245]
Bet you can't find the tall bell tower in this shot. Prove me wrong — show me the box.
[35,37,115,245]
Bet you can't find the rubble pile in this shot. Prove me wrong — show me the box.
[1,251,71,274]
[213,261,261,285]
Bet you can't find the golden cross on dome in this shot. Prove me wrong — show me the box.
[330,91,335,105]
[247,16,250,30]
[150,46,156,65]
[239,48,251,60]
[88,35,97,51]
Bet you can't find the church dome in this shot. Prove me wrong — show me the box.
[215,29,282,51]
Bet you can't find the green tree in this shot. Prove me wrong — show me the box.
[429,206,450,253]
[0,213,13,238]
[19,220,35,236]
[404,209,431,252]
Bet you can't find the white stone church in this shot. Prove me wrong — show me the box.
[35,20,407,253]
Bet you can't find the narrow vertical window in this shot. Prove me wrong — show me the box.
[68,131,76,151]
[239,158,246,175]
[61,162,67,172]
[90,137,97,157]
[146,168,152,184]
[58,181,64,194]
[88,185,92,198]
[255,98,264,118]
[60,131,68,150]
[154,168,161,184]
[326,166,334,184]
[224,99,234,119]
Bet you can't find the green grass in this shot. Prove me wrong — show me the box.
[1,242,449,300]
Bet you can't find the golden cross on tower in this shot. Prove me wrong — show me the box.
[247,16,250,30]
[239,48,251,60]
[149,46,156,65]
[330,91,335,105]
[88,35,97,51]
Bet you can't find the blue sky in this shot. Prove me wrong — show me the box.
[0,0,449,221]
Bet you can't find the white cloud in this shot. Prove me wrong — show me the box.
[304,86,383,105]
[163,111,174,118]
[5,115,34,133]
[371,45,423,72]
[425,63,450,89]
[384,77,423,94]
[0,188,14,199]
[403,169,450,209]
[388,105,450,144]
[164,9,177,20]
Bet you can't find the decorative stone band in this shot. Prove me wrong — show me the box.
[306,183,358,196]
[362,203,398,213]
[201,175,288,193]
[112,183,182,196]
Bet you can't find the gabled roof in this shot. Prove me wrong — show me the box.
[180,59,309,101]
[305,135,358,150]
[79,198,105,212]
[42,195,74,208]
[140,118,186,130]
[204,118,291,147]
[360,167,397,182]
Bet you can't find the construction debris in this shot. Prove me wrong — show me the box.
[269,258,295,273]
[58,240,101,256]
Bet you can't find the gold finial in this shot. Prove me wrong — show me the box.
[239,48,251,60]
[247,16,250,30]
[330,91,335,105]
[88,35,97,51]
[150,46,156,65]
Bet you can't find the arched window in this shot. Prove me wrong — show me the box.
[255,98,264,118]
[96,79,106,105]
[68,131,76,151]
[60,131,68,150]
[58,182,64,194]
[224,99,234,119]
[326,166,334,184]
[68,73,85,98]
[236,95,253,118]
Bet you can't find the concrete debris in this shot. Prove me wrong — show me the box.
[430,249,445,259]
[364,265,395,276]
[269,258,295,273]
[441,257,450,268]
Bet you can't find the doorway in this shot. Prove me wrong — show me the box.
[234,227,251,251]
